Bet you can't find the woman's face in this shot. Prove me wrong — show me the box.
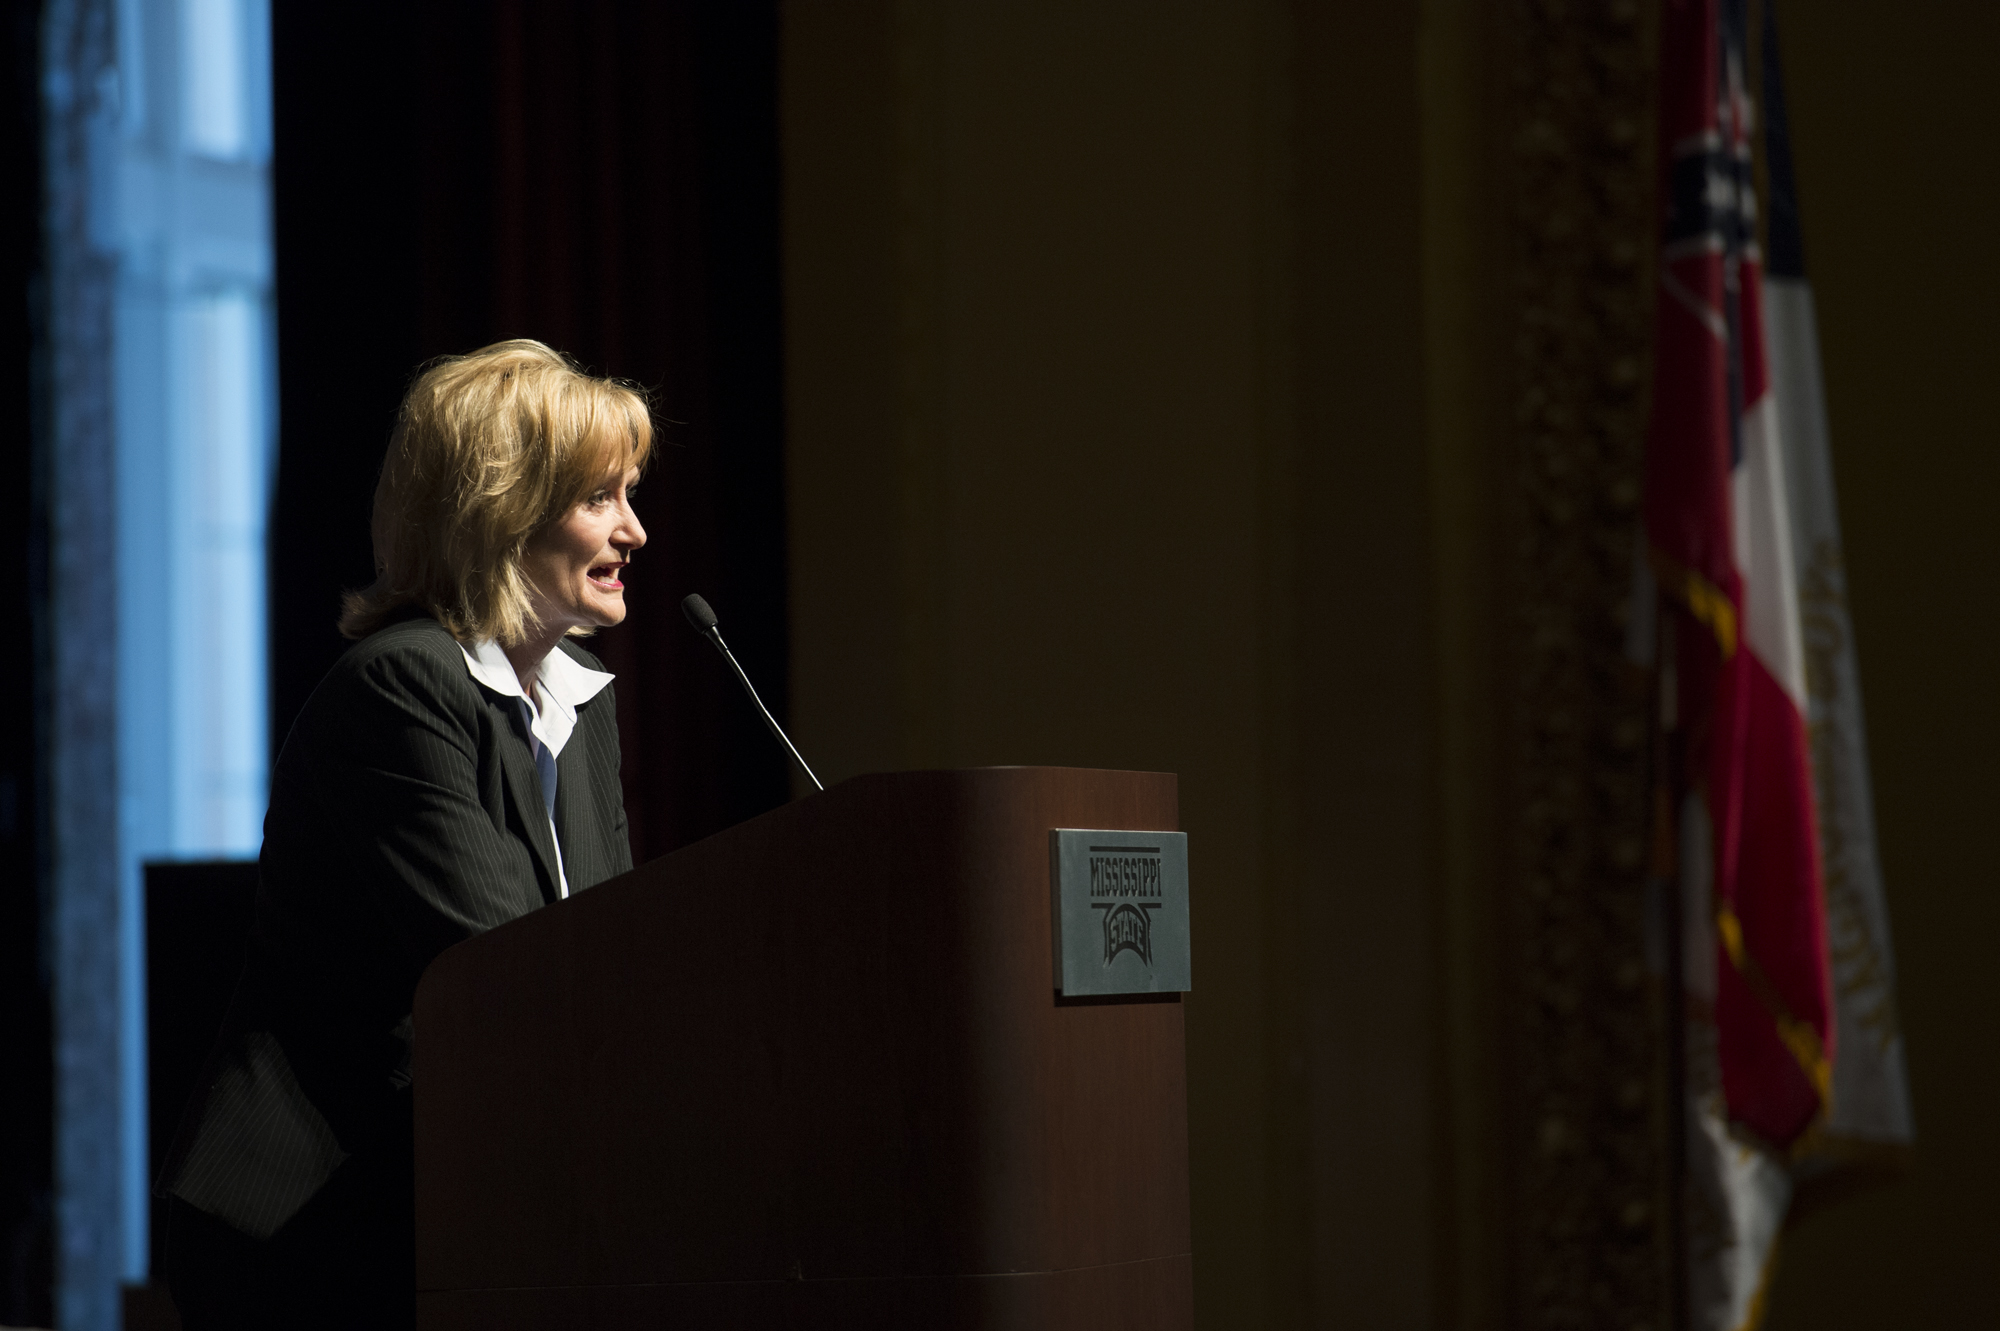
[522,462,648,635]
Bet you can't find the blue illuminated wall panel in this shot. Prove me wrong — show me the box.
[53,0,273,1324]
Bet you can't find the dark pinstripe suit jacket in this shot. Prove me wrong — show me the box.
[159,613,633,1239]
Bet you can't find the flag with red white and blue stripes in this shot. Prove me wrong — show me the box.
[1644,2,1912,1326]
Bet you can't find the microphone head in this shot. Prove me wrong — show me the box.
[681,593,719,634]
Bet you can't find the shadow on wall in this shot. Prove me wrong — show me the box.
[1763,0,2000,1325]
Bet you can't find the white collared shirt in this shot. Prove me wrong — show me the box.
[459,638,616,898]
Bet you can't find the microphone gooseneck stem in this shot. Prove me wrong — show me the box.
[704,628,825,792]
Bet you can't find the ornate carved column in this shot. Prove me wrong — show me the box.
[1496,1,1676,1326]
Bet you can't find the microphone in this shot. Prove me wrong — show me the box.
[681,593,825,793]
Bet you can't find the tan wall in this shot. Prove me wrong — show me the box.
[781,1,1459,1325]
[781,0,1997,1324]
[1764,1,2000,1325]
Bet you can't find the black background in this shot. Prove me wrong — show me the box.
[270,0,790,861]
[1,2,788,1316]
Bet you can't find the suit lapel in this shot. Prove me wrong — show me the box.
[491,694,563,904]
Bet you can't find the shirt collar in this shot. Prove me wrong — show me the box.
[459,637,615,759]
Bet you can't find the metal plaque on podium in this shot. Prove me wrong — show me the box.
[1049,829,1191,996]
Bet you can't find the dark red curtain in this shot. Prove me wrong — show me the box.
[270,0,789,859]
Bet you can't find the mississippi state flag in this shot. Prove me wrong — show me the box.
[1647,3,1914,1326]
[1649,0,1834,1149]
[1647,2,1832,1325]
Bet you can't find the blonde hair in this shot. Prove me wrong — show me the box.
[339,340,653,646]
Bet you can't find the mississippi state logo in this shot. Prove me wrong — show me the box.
[1089,848,1162,968]
[1095,900,1159,965]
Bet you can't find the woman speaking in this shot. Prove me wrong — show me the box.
[160,341,650,1329]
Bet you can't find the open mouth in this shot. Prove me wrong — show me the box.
[588,564,625,589]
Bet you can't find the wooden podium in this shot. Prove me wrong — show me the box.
[413,767,1192,1329]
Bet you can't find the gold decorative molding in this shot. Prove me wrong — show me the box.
[1497,0,1674,1325]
